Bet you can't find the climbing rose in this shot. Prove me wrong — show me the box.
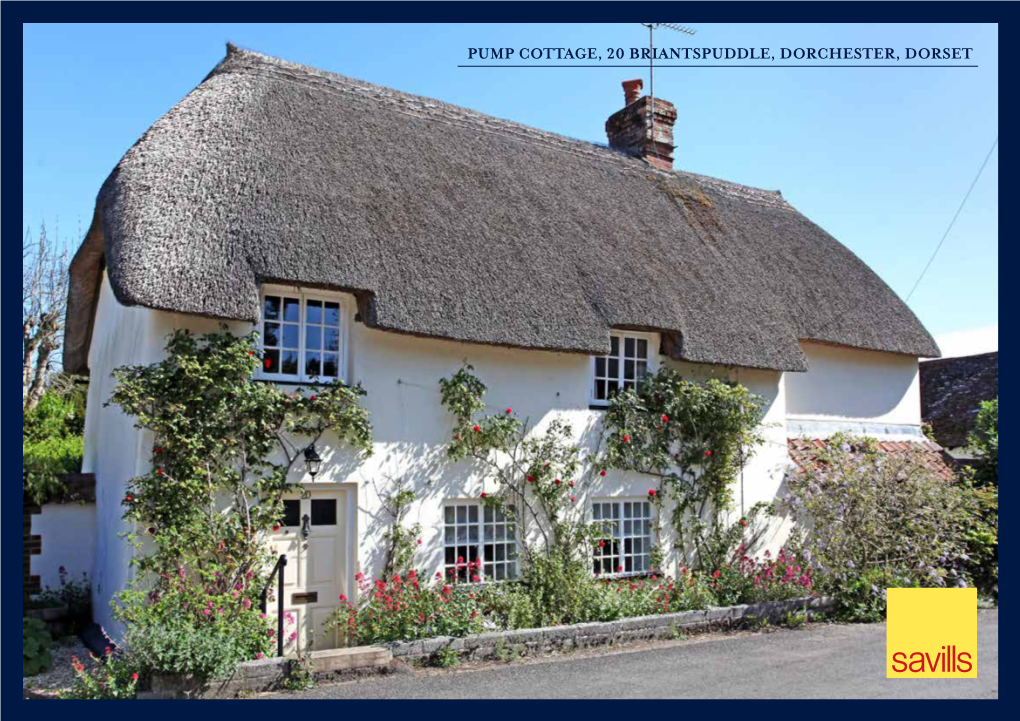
[339,594,347,602]
[622,434,630,443]
[571,496,576,502]
[473,424,481,432]
[132,673,139,681]
[713,570,721,578]
[156,468,162,475]
[598,541,606,548]
[600,470,607,477]
[554,479,561,485]
[154,446,162,454]
[480,492,487,499]
[740,518,748,527]
[272,524,281,531]
[417,538,422,545]
[661,414,669,422]
[527,475,534,483]
[705,450,712,457]
[125,494,133,502]
[568,480,575,487]
[506,408,512,414]
[310,395,317,401]
[648,489,656,497]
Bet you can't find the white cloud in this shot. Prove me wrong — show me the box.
[931,325,998,360]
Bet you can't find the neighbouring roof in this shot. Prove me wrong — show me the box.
[920,351,998,448]
[64,44,940,374]
[787,438,955,482]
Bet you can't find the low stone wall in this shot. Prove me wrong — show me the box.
[388,596,834,662]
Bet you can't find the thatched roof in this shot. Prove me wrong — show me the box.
[64,44,939,374]
[920,351,998,448]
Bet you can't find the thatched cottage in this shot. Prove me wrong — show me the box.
[63,45,941,647]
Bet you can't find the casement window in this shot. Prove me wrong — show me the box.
[443,502,518,582]
[592,499,654,576]
[258,287,349,383]
[590,332,654,406]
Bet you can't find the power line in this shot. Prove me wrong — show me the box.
[906,136,998,302]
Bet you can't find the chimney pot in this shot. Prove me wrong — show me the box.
[622,79,644,106]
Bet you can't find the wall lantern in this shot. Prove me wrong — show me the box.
[304,444,322,479]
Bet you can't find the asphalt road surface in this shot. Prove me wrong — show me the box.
[273,609,997,699]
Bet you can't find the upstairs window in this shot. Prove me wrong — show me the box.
[591,332,653,405]
[259,288,348,383]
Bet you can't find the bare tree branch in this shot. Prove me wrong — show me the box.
[23,222,70,411]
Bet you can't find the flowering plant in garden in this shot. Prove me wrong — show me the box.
[599,369,769,570]
[707,547,815,607]
[108,329,372,678]
[438,366,609,624]
[778,434,977,619]
[61,648,140,700]
[329,569,484,645]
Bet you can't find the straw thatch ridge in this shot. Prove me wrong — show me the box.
[64,44,939,374]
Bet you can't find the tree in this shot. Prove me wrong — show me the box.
[23,223,70,411]
[969,398,998,488]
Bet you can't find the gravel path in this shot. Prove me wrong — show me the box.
[23,638,94,697]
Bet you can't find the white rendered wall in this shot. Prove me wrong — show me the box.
[32,503,97,592]
[784,342,922,438]
[84,279,924,616]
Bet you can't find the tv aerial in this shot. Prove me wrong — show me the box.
[637,23,697,165]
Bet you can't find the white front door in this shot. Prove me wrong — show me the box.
[268,488,347,653]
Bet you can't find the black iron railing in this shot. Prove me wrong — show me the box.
[259,554,288,657]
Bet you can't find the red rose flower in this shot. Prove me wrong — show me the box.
[648,489,656,497]
[740,518,748,527]
[125,494,133,502]
[310,395,317,401]
[554,479,561,485]
[599,470,607,477]
[705,450,712,457]
[713,570,721,579]
[527,475,534,483]
[132,672,139,682]
[570,496,576,502]
[417,538,422,545]
[480,492,487,499]
[661,414,669,422]
[598,541,606,548]
[568,480,575,487]
[622,434,631,443]
[506,408,512,414]
[156,468,163,475]
[248,351,255,356]
[155,447,163,454]
[272,524,281,531]
[473,424,481,432]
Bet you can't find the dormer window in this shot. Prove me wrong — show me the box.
[590,332,654,406]
[258,286,349,383]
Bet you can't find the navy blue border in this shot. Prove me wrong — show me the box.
[7,3,1006,705]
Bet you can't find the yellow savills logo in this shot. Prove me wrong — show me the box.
[887,588,977,678]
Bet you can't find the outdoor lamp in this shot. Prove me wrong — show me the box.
[304,444,322,479]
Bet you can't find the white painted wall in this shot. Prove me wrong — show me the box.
[82,277,924,634]
[32,503,97,592]
[784,342,922,438]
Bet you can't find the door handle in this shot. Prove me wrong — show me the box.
[301,513,311,539]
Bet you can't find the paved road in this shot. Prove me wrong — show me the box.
[275,609,998,699]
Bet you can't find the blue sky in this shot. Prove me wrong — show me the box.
[23,23,998,351]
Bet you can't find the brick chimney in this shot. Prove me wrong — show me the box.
[606,79,677,171]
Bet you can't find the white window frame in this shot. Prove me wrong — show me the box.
[591,498,655,577]
[257,285,351,384]
[442,501,519,583]
[589,331,658,407]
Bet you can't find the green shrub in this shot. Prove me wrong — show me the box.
[118,588,273,680]
[706,547,815,607]
[969,399,998,488]
[23,617,53,676]
[780,435,974,593]
[23,387,86,504]
[62,650,139,699]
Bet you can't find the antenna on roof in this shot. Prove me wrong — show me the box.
[638,23,697,169]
